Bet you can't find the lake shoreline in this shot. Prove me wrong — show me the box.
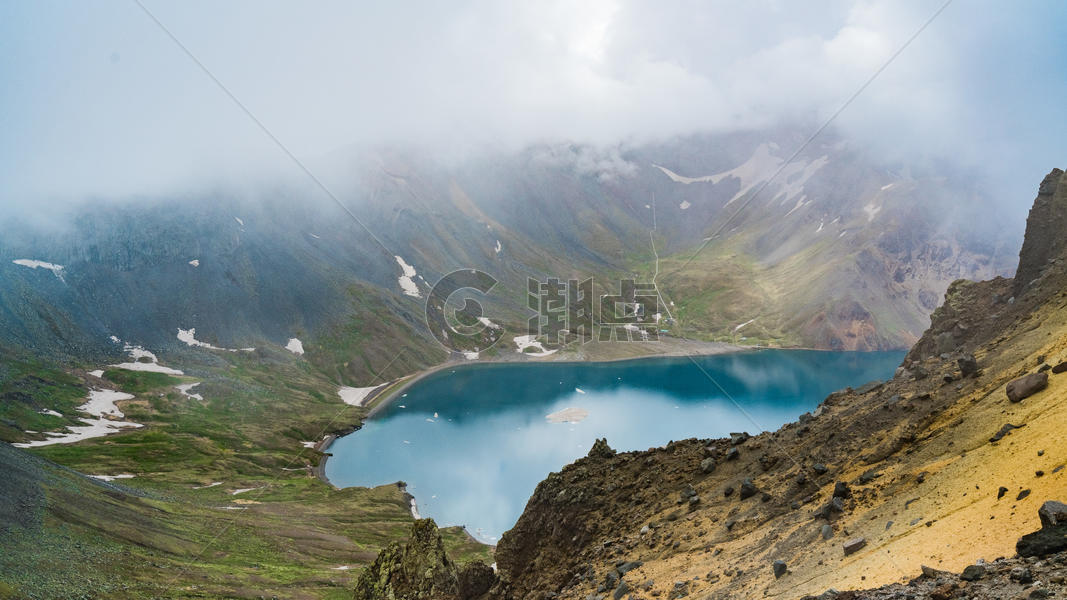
[317,344,906,543]
[315,337,749,489]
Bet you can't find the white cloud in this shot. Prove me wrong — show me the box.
[0,0,1063,207]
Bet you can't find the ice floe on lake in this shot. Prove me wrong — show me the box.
[546,407,589,423]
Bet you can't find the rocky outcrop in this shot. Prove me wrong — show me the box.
[353,519,495,600]
[1014,168,1067,297]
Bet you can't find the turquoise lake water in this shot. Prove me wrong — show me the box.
[324,349,904,543]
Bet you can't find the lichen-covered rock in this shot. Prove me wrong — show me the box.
[354,518,492,600]
[588,438,616,459]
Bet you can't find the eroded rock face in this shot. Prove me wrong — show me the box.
[1014,168,1067,297]
[354,518,495,600]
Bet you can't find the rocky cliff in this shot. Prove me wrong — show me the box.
[400,168,1064,599]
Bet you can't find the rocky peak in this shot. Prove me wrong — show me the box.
[1014,167,1067,297]
[354,518,495,600]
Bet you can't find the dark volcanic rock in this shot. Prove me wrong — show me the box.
[700,457,716,474]
[739,478,758,500]
[730,432,750,446]
[1052,361,1067,374]
[1006,372,1049,402]
[1014,168,1067,297]
[1039,500,1067,528]
[843,537,867,556]
[990,423,1025,442]
[1017,525,1067,557]
[589,438,617,459]
[832,481,851,499]
[960,564,986,581]
[772,560,787,579]
[958,354,979,377]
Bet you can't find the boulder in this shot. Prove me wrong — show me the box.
[772,560,787,579]
[1017,525,1067,557]
[730,432,750,446]
[812,464,829,475]
[1006,373,1048,402]
[1039,500,1067,528]
[958,355,980,377]
[855,381,883,395]
[1052,361,1067,374]
[739,478,758,500]
[700,457,716,474]
[821,524,833,540]
[832,481,851,499]
[960,564,985,581]
[458,561,496,599]
[842,537,866,556]
[725,447,740,461]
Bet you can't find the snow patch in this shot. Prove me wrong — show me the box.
[234,216,244,226]
[176,383,203,401]
[14,389,141,448]
[494,240,502,254]
[285,338,305,355]
[90,474,135,482]
[177,328,255,353]
[546,407,589,423]
[395,256,421,298]
[193,482,222,489]
[513,335,557,357]
[863,202,882,222]
[338,385,380,407]
[189,259,200,267]
[39,409,62,417]
[13,259,65,280]
[679,200,691,210]
[88,369,104,378]
[734,318,756,332]
[231,487,261,495]
[109,340,184,375]
[654,145,827,208]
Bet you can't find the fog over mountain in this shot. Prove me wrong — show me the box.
[1,0,1065,216]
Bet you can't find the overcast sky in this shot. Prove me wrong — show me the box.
[1,0,1065,209]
